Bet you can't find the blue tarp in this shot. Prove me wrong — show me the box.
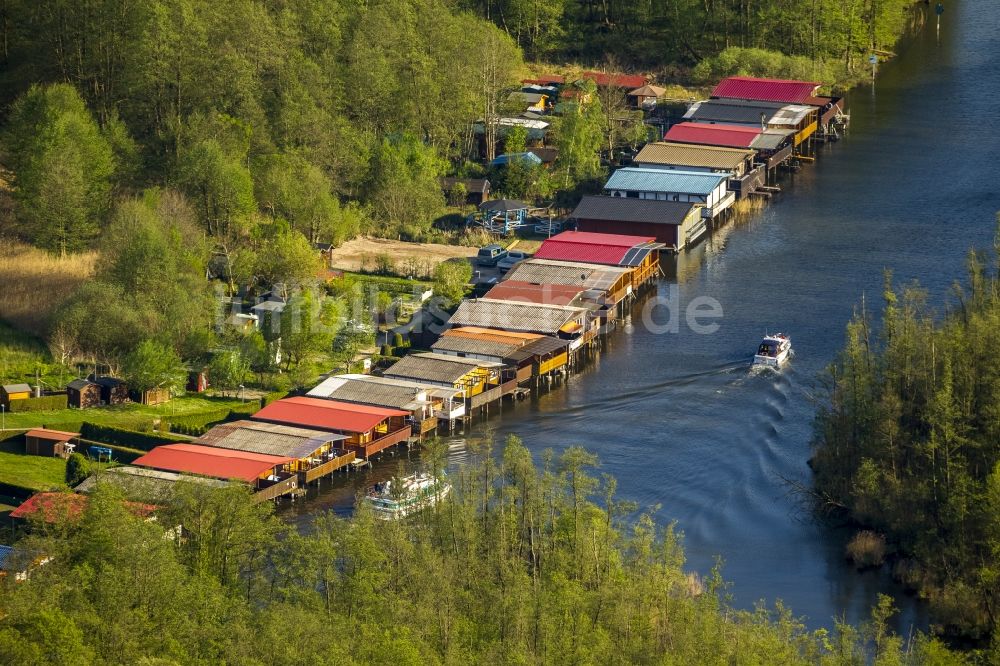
[490,152,543,167]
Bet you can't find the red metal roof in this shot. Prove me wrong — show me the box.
[25,428,79,441]
[580,71,647,89]
[485,281,586,306]
[533,231,655,266]
[252,397,409,434]
[711,76,820,104]
[664,122,761,148]
[133,443,293,483]
[10,492,156,522]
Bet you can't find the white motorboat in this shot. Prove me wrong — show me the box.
[364,472,451,519]
[753,333,792,368]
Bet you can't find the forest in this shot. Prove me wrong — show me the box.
[0,0,923,388]
[0,436,970,665]
[812,222,1000,643]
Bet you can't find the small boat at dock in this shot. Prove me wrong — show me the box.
[753,333,792,368]
[364,472,451,519]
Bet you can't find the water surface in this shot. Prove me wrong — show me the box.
[285,1,1000,633]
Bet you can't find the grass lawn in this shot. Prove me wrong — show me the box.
[2,395,251,431]
[0,447,68,491]
[0,320,76,390]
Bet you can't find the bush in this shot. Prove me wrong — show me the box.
[79,423,178,451]
[65,452,92,486]
[845,530,887,569]
[8,394,69,412]
[261,391,286,407]
[392,332,404,348]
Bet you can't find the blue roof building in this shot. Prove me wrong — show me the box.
[603,167,735,220]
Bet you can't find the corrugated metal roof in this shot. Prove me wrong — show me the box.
[664,122,761,148]
[570,196,697,226]
[684,99,814,127]
[507,335,570,362]
[74,465,230,497]
[710,76,820,104]
[449,298,587,335]
[133,444,294,483]
[385,352,503,385]
[751,129,794,150]
[330,374,463,400]
[605,167,727,196]
[484,281,586,306]
[444,327,542,343]
[195,420,345,459]
[505,259,629,292]
[633,142,753,170]
[253,397,408,434]
[308,375,427,410]
[534,231,659,266]
[432,334,524,359]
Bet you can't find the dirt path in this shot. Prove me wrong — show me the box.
[328,237,478,273]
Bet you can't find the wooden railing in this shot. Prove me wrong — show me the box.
[468,379,517,409]
[355,426,412,458]
[766,144,793,169]
[253,474,299,502]
[411,415,439,437]
[302,451,356,484]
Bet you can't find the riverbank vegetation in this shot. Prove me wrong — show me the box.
[812,223,1000,642]
[0,436,966,664]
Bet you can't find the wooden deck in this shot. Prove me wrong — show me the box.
[353,426,412,458]
[412,415,439,437]
[301,450,356,484]
[468,379,517,409]
[254,474,299,502]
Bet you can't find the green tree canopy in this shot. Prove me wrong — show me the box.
[121,339,187,395]
[4,83,116,253]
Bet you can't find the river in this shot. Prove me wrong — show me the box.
[284,1,1000,634]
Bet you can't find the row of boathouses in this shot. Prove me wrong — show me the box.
[21,76,847,511]
[564,75,848,249]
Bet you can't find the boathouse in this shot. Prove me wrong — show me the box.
[132,443,299,502]
[383,352,514,409]
[74,465,231,499]
[603,168,734,221]
[684,98,818,147]
[533,231,663,290]
[570,196,705,250]
[664,122,794,174]
[632,142,762,198]
[504,259,633,309]
[431,327,569,384]
[449,298,595,349]
[252,397,411,459]
[307,374,465,434]
[484,280,588,307]
[195,420,355,485]
[710,76,821,105]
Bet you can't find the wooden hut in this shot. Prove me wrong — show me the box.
[89,376,129,405]
[24,429,79,458]
[66,379,100,409]
[504,259,633,311]
[0,383,31,408]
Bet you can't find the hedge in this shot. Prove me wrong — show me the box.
[162,402,263,435]
[261,391,286,407]
[8,394,69,412]
[76,439,145,463]
[79,423,180,451]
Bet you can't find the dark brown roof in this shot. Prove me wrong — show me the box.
[570,196,696,226]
